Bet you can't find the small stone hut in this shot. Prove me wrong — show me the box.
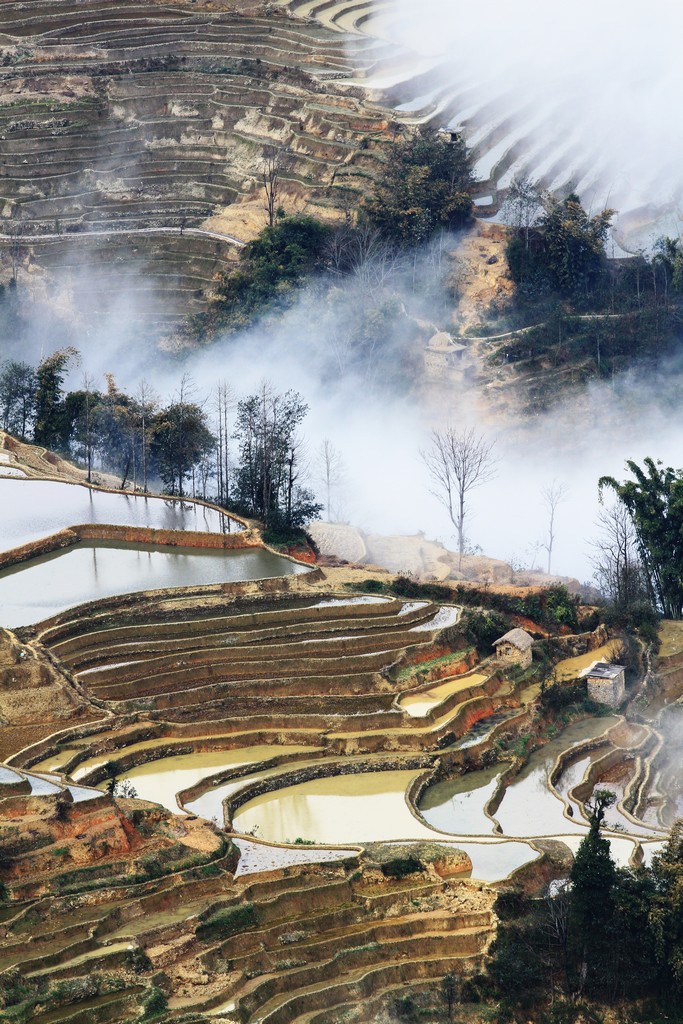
[493,628,533,669]
[424,331,466,378]
[581,661,626,708]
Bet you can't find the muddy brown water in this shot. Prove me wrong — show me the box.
[400,672,488,717]
[0,541,308,627]
[553,641,620,680]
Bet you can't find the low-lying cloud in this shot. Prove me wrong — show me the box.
[371,0,683,239]
[9,228,680,588]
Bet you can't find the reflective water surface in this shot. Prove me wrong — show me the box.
[116,745,314,816]
[419,764,502,835]
[0,477,242,555]
[230,768,539,881]
[0,541,307,626]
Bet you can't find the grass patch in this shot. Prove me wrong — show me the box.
[196,903,259,942]
[397,648,473,682]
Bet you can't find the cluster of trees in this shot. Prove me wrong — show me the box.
[491,792,683,1010]
[1,349,216,496]
[598,457,683,621]
[201,128,474,347]
[362,128,475,247]
[205,215,331,335]
[0,351,322,540]
[501,176,683,372]
[232,385,321,536]
[503,182,614,299]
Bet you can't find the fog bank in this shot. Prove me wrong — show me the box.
[368,0,683,244]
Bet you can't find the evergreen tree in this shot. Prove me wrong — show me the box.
[151,398,215,497]
[599,458,683,618]
[649,821,683,998]
[568,790,617,995]
[33,347,78,449]
[0,359,36,438]
[363,128,474,247]
[233,383,322,536]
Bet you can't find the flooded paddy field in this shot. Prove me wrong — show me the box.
[492,717,619,837]
[0,477,242,555]
[114,744,316,816]
[0,540,307,627]
[6,555,681,952]
[553,641,621,680]
[229,767,540,881]
[399,672,488,717]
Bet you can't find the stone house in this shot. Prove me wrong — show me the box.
[493,628,533,669]
[424,331,466,379]
[581,661,626,708]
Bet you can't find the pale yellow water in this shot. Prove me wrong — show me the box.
[108,746,314,815]
[231,768,538,881]
[71,734,248,782]
[31,748,83,773]
[336,688,489,740]
[553,641,620,681]
[186,765,310,824]
[400,673,488,718]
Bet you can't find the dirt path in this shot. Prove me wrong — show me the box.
[448,222,514,335]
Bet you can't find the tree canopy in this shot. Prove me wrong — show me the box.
[208,215,331,332]
[233,383,322,537]
[506,190,614,298]
[599,457,683,618]
[363,128,474,247]
[491,799,683,1008]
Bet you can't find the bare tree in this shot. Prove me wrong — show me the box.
[422,426,496,569]
[317,438,346,522]
[325,223,404,294]
[591,500,647,611]
[500,175,543,250]
[80,372,97,483]
[542,479,568,575]
[214,380,235,507]
[136,379,157,494]
[262,146,283,228]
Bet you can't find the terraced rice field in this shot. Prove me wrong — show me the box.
[0,0,394,330]
[274,0,676,251]
[3,563,678,1022]
[4,591,517,1022]
[1,0,664,346]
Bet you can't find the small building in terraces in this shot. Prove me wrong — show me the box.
[424,331,466,378]
[581,661,626,708]
[493,628,534,669]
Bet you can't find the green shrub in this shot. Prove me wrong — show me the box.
[392,575,453,603]
[206,215,331,333]
[141,985,167,1020]
[541,678,586,711]
[381,855,423,879]
[494,888,532,921]
[459,609,512,655]
[196,903,259,942]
